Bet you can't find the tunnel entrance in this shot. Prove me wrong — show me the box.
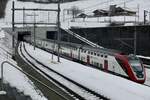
[18,31,31,41]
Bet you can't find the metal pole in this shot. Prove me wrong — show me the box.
[48,12,50,23]
[12,1,15,49]
[34,12,36,50]
[124,2,126,23]
[137,4,140,23]
[149,11,150,23]
[23,7,25,27]
[1,62,4,91]
[57,0,61,62]
[144,10,147,25]
[134,25,137,55]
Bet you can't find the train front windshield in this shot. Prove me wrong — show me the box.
[129,60,143,72]
[128,55,144,78]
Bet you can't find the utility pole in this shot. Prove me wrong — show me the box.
[134,23,137,55]
[124,2,126,23]
[48,11,50,23]
[34,12,36,50]
[12,1,15,48]
[12,1,16,58]
[149,11,150,23]
[23,7,25,27]
[137,4,140,23]
[57,0,61,62]
[144,10,147,25]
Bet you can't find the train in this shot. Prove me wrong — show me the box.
[24,36,146,84]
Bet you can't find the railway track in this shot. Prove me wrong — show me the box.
[32,42,150,87]
[20,42,110,100]
[17,43,75,100]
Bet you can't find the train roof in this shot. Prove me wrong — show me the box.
[40,38,123,56]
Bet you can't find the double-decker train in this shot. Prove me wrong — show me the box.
[24,36,146,84]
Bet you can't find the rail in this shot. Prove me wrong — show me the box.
[0,61,69,100]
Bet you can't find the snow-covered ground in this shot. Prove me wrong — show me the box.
[22,42,150,100]
[0,30,47,100]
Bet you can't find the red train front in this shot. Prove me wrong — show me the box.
[115,54,146,84]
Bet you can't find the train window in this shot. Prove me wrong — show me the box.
[91,52,93,55]
[105,55,108,58]
[101,55,103,57]
[97,54,100,56]
[81,49,83,52]
[88,51,90,54]
[91,61,94,64]
[100,64,103,69]
[94,52,96,56]
[96,62,99,66]
[94,62,98,66]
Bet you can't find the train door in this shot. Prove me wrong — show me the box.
[87,55,90,64]
[70,50,72,58]
[104,60,108,71]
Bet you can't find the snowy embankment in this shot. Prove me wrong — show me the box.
[0,30,47,100]
[23,42,150,100]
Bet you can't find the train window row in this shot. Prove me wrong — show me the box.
[91,61,103,68]
[62,45,78,51]
[81,49,107,58]
[62,45,108,58]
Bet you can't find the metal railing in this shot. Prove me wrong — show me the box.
[1,61,69,100]
[63,29,103,48]
[0,47,12,59]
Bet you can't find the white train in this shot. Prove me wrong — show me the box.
[24,37,146,84]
